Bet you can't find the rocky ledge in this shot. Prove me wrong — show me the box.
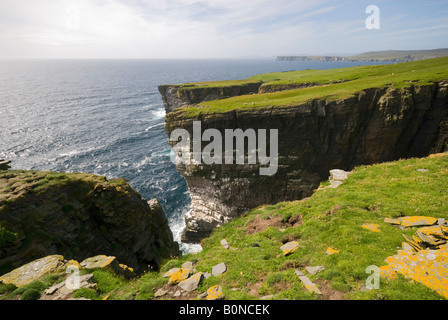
[0,170,180,274]
[160,59,448,243]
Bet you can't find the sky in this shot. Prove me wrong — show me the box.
[0,0,447,59]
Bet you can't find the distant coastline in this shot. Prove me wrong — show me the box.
[276,48,448,63]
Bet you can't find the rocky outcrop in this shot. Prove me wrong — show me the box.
[163,81,448,243]
[159,81,263,113]
[0,171,180,274]
[0,160,11,171]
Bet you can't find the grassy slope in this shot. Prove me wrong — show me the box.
[15,152,442,301]
[173,57,448,117]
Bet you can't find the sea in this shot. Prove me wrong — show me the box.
[0,59,385,253]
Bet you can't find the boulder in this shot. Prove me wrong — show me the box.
[295,269,322,295]
[80,255,136,279]
[398,216,438,227]
[280,241,299,256]
[0,255,66,288]
[206,285,224,300]
[43,274,96,300]
[178,272,203,292]
[212,262,227,277]
[163,268,192,285]
[305,266,325,275]
[220,239,230,249]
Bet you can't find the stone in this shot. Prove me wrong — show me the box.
[79,255,135,278]
[203,272,212,279]
[44,274,96,300]
[384,217,401,225]
[178,272,203,292]
[260,295,275,300]
[361,224,381,232]
[173,290,182,297]
[212,262,227,277]
[206,285,224,300]
[164,268,192,285]
[220,239,230,249]
[0,255,66,288]
[330,169,350,181]
[326,247,340,255]
[181,261,194,272]
[154,287,170,297]
[417,169,428,172]
[438,218,447,226]
[398,216,438,227]
[419,226,447,240]
[280,241,299,256]
[305,266,325,275]
[295,269,322,295]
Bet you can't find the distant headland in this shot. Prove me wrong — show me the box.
[276,48,448,63]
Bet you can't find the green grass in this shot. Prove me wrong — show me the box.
[2,153,447,300]
[170,57,448,117]
[112,152,448,300]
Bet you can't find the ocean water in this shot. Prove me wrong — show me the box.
[0,59,385,253]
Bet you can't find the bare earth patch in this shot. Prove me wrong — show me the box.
[245,214,302,235]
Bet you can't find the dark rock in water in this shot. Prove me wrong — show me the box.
[0,160,11,171]
[0,170,180,274]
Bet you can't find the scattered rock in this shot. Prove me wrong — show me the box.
[361,224,381,232]
[43,274,96,300]
[154,287,170,297]
[438,218,447,226]
[163,268,192,285]
[398,216,438,227]
[328,169,351,188]
[178,272,203,292]
[212,262,227,276]
[260,295,275,300]
[181,261,194,272]
[0,255,66,287]
[280,241,299,256]
[220,239,229,249]
[384,217,401,225]
[203,272,212,279]
[173,290,182,297]
[206,285,224,300]
[306,266,325,275]
[417,169,428,172]
[295,269,322,295]
[80,255,136,279]
[326,247,340,255]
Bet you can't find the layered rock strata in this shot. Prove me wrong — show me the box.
[161,81,448,243]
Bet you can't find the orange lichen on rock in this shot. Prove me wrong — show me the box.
[206,285,224,300]
[362,224,381,232]
[398,216,438,227]
[163,268,192,285]
[381,246,448,299]
[326,247,340,255]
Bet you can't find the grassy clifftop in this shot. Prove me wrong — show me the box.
[17,152,444,301]
[169,57,448,117]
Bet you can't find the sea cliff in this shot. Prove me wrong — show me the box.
[160,57,448,243]
[0,170,180,274]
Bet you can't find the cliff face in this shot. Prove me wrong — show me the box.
[162,81,448,243]
[0,171,180,274]
[159,81,262,113]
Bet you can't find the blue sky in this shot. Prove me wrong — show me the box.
[0,0,447,59]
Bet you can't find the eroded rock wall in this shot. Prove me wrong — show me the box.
[0,171,180,274]
[164,81,448,243]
